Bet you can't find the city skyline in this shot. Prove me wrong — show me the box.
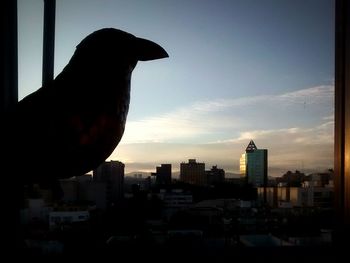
[18,0,334,176]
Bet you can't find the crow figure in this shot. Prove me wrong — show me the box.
[3,28,168,185]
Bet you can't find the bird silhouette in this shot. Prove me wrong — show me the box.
[3,28,168,186]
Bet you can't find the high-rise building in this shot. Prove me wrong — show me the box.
[240,140,268,187]
[180,159,206,185]
[154,164,172,185]
[93,160,125,205]
[240,154,247,177]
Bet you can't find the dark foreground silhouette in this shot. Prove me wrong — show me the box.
[4,28,168,184]
[1,28,168,253]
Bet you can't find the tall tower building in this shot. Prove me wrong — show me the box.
[240,140,268,187]
[93,160,125,205]
[180,159,206,185]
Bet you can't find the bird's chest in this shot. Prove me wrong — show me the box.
[66,88,130,148]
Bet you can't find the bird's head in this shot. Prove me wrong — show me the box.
[69,28,169,77]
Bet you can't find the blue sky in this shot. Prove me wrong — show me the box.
[18,0,334,176]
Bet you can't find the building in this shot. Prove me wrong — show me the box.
[93,160,125,206]
[154,164,172,185]
[180,159,206,185]
[240,154,247,177]
[257,186,334,208]
[240,140,268,187]
[158,189,193,208]
[276,170,306,187]
[158,189,193,221]
[206,165,225,184]
[79,181,107,210]
[49,210,89,230]
[20,198,53,225]
[60,178,79,202]
[60,175,107,210]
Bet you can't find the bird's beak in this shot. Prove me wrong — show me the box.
[134,37,169,61]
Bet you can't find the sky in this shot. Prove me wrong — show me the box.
[17,0,335,177]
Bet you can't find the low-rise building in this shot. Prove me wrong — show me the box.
[49,210,90,230]
[258,186,334,208]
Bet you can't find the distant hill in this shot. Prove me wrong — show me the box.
[125,171,241,179]
[125,171,153,178]
[173,171,240,179]
[225,172,241,178]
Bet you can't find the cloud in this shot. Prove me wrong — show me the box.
[214,120,333,145]
[120,85,334,144]
[111,118,333,177]
[278,85,334,104]
[109,85,334,176]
